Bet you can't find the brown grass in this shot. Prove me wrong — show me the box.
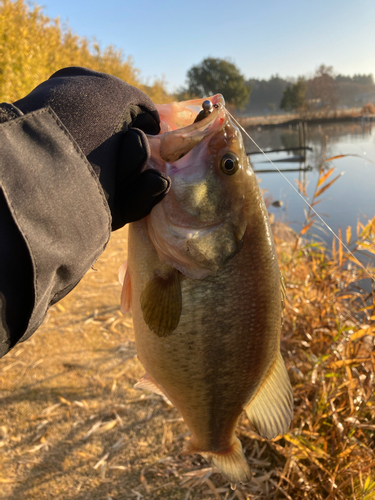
[361,103,375,115]
[0,210,374,498]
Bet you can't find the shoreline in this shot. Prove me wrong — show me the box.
[237,108,375,128]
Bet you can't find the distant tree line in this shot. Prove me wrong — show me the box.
[247,65,375,115]
[179,59,375,116]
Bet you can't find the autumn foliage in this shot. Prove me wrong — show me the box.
[0,0,171,104]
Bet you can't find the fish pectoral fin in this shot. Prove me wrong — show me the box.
[140,268,182,337]
[244,352,293,439]
[184,437,251,484]
[119,261,132,313]
[134,374,172,405]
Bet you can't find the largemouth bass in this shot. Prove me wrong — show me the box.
[120,95,293,483]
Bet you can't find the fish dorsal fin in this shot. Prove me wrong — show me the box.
[134,374,172,405]
[140,268,182,337]
[119,260,132,313]
[244,352,293,439]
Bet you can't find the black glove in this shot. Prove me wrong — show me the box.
[13,66,170,230]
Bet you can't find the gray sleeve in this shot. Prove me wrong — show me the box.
[0,107,111,355]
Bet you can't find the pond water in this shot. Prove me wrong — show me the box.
[244,121,375,250]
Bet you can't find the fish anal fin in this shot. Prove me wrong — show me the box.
[120,262,132,313]
[140,268,182,337]
[134,374,172,405]
[244,352,293,439]
[183,437,251,484]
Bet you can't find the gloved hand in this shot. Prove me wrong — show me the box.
[13,66,170,230]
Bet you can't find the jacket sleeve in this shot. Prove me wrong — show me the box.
[0,107,111,357]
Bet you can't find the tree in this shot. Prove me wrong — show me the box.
[183,58,250,109]
[335,73,374,85]
[306,65,338,110]
[280,80,307,112]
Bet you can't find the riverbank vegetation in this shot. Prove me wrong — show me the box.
[0,0,171,103]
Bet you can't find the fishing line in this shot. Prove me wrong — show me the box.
[226,110,375,283]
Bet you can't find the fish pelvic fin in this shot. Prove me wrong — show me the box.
[244,352,293,439]
[183,437,251,484]
[140,268,182,337]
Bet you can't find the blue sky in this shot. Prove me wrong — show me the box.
[40,0,375,92]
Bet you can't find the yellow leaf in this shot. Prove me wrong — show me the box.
[325,153,374,164]
[317,167,335,187]
[350,327,375,341]
[325,154,347,162]
[346,226,351,246]
[58,396,71,406]
[300,220,314,235]
[332,238,336,261]
[338,228,343,266]
[365,476,371,490]
[295,179,308,197]
[359,217,375,240]
[315,173,343,198]
[0,476,17,483]
[337,444,357,459]
[329,358,371,368]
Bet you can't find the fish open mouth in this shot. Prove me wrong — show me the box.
[147,97,227,165]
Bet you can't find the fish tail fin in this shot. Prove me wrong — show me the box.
[244,352,293,439]
[183,437,251,484]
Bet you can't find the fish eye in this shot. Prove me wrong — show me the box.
[220,153,239,176]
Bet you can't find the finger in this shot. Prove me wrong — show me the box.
[114,169,170,229]
[117,129,150,185]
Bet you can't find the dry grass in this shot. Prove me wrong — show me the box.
[0,209,374,498]
[361,103,375,115]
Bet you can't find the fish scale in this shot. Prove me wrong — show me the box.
[121,96,293,483]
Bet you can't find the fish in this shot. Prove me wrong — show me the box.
[119,94,293,484]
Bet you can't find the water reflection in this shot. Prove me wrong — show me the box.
[244,121,375,246]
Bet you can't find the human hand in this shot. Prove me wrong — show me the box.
[14,67,170,230]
